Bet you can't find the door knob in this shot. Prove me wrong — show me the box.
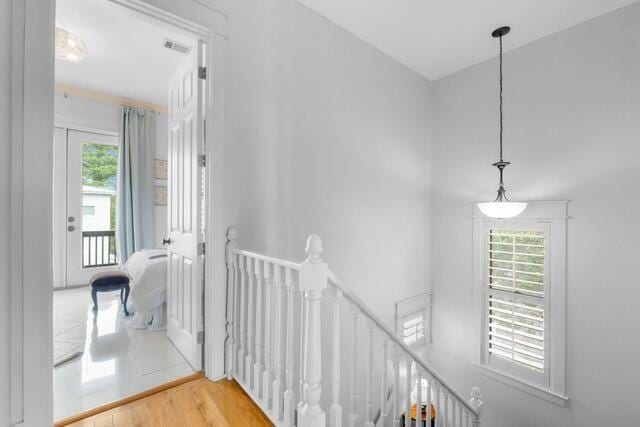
[162,238,172,245]
[68,225,76,232]
[68,216,75,223]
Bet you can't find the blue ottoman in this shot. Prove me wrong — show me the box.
[89,271,130,316]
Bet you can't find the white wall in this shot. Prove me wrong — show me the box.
[220,0,433,325]
[81,193,112,231]
[0,0,12,423]
[430,4,640,426]
[54,92,168,248]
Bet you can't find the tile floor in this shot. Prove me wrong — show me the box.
[53,287,195,421]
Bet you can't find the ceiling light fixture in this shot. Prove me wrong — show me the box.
[55,27,87,63]
[477,26,527,219]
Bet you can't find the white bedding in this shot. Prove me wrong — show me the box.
[122,249,167,330]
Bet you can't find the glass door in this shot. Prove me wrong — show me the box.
[66,130,119,286]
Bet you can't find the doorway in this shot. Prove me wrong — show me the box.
[52,0,208,421]
[53,129,119,288]
[11,0,226,423]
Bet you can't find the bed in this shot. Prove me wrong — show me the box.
[122,248,168,330]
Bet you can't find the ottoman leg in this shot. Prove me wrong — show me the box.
[123,284,130,316]
[92,288,98,312]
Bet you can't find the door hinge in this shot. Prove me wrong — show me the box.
[198,154,206,167]
[198,66,207,79]
[197,331,204,344]
[198,242,206,255]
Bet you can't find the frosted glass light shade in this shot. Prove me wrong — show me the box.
[477,201,527,218]
[55,27,87,63]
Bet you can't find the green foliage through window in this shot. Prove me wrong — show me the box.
[82,143,118,189]
[82,142,118,230]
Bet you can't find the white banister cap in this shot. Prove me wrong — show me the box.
[305,234,323,261]
[227,226,238,240]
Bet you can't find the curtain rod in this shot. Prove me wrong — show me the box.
[55,83,168,114]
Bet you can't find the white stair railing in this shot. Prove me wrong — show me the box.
[225,227,483,427]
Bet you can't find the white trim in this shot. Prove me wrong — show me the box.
[54,118,119,137]
[471,201,568,402]
[473,363,568,406]
[204,26,227,380]
[11,0,55,425]
[15,0,227,424]
[395,292,432,348]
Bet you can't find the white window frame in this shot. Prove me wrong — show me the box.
[471,201,568,404]
[395,292,432,350]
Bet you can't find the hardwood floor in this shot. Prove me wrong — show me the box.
[64,378,273,427]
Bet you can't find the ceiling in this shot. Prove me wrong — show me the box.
[298,0,640,81]
[55,0,197,106]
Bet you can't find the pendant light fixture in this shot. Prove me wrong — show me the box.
[477,26,527,219]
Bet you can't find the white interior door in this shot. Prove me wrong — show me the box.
[166,42,205,371]
[66,130,119,286]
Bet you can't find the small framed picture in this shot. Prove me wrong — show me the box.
[154,159,168,180]
[154,186,167,206]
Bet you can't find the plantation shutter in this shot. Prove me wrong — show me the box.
[487,229,546,372]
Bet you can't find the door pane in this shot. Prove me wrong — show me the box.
[82,142,118,268]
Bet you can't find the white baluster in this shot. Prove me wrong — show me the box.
[348,304,359,427]
[404,360,412,427]
[234,253,242,377]
[469,387,483,427]
[297,235,328,427]
[225,227,238,379]
[272,264,284,419]
[426,373,432,427]
[443,389,450,427]
[262,262,273,406]
[365,319,375,427]
[416,368,423,427]
[393,345,400,427]
[237,254,246,381]
[299,283,306,402]
[329,287,342,427]
[283,267,296,426]
[434,381,441,427]
[380,337,389,426]
[452,399,457,427]
[254,258,264,395]
[245,257,255,387]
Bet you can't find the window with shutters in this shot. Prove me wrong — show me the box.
[472,202,567,402]
[395,292,432,350]
[486,227,548,383]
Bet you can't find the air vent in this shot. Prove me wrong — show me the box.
[163,39,192,54]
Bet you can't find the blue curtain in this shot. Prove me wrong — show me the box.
[116,107,155,262]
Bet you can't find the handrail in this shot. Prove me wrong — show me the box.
[231,248,302,270]
[328,270,479,418]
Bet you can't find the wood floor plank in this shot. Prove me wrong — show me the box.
[200,381,248,426]
[178,381,219,427]
[61,377,272,427]
[128,401,153,427]
[93,415,115,427]
[187,380,231,427]
[141,396,171,427]
[214,380,272,426]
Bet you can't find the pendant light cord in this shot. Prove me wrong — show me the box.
[499,34,504,162]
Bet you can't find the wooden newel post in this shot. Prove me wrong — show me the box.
[297,235,328,427]
[225,226,239,380]
[469,386,483,427]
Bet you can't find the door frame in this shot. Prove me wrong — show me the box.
[11,0,227,424]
